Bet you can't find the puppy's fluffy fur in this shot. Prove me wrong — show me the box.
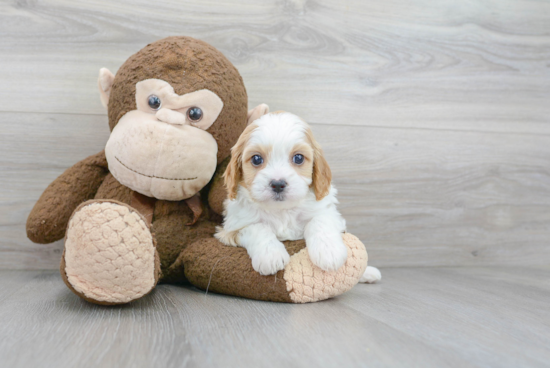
[216,111,380,282]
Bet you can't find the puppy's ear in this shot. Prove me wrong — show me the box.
[224,124,257,199]
[307,128,332,200]
[224,151,242,200]
[247,104,269,125]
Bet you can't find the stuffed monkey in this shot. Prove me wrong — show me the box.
[26,36,368,305]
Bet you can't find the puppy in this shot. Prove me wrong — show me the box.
[215,111,380,282]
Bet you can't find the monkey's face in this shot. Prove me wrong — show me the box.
[98,37,248,201]
[105,79,223,200]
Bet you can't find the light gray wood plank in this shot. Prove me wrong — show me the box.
[0,268,549,368]
[1,0,549,269]
[0,112,110,269]
[0,271,464,368]
[340,267,550,368]
[0,0,549,134]
[0,270,47,302]
[2,112,549,269]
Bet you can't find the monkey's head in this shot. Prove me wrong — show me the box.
[98,37,248,201]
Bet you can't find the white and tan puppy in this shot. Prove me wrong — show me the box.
[216,108,381,282]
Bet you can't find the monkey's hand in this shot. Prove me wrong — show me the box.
[26,151,109,244]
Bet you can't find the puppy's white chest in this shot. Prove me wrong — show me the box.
[259,209,307,241]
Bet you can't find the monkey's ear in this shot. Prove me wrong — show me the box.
[98,68,115,109]
[247,103,269,125]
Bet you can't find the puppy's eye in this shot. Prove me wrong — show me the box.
[251,155,264,166]
[148,95,161,110]
[187,107,203,122]
[293,154,304,165]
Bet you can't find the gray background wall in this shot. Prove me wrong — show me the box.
[1,0,549,269]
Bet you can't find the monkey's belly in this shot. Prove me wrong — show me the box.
[94,175,221,280]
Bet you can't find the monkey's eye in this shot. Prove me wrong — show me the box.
[293,154,305,165]
[148,95,161,110]
[251,155,264,166]
[187,107,203,122]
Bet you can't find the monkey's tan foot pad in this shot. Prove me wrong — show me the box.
[182,232,368,303]
[61,200,160,305]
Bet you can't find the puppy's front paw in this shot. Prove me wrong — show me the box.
[306,232,348,272]
[250,240,290,276]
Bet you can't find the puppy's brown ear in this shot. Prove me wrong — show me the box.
[247,104,269,125]
[307,128,332,200]
[224,124,257,199]
[224,151,243,200]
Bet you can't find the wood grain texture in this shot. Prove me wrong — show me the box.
[0,0,549,269]
[1,0,549,133]
[2,112,549,268]
[0,268,549,368]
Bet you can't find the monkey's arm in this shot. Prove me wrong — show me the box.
[26,151,109,244]
[207,156,230,215]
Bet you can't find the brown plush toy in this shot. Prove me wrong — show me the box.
[26,36,368,305]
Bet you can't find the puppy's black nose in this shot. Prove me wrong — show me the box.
[270,180,287,194]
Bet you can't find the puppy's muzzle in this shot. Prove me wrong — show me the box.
[270,180,287,194]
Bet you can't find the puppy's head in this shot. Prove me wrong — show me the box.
[224,110,331,205]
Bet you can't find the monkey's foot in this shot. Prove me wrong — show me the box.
[61,200,160,305]
[283,233,368,303]
[182,233,368,303]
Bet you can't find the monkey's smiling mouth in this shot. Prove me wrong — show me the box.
[115,156,197,181]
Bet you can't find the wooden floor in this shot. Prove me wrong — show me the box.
[0,267,549,368]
